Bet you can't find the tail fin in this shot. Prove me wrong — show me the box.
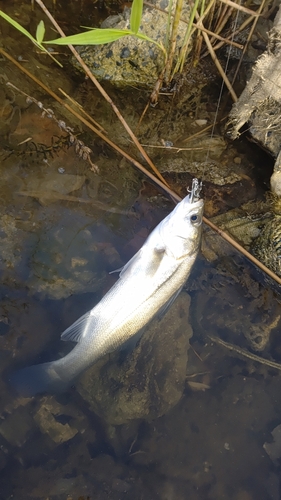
[10,362,69,397]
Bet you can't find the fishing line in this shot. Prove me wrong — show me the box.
[201,4,241,181]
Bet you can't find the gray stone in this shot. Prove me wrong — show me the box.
[72,1,191,88]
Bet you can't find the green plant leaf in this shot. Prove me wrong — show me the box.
[36,20,45,45]
[0,9,62,67]
[0,10,41,48]
[45,29,132,45]
[45,27,165,56]
[130,0,143,34]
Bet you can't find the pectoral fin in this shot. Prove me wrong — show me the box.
[120,246,165,279]
[61,311,93,343]
[157,287,183,320]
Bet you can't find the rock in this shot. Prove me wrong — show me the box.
[33,396,88,444]
[77,292,193,424]
[0,448,7,472]
[251,215,281,277]
[264,423,281,464]
[202,203,270,250]
[28,211,109,299]
[0,214,27,273]
[19,172,86,206]
[72,0,191,88]
[201,193,281,280]
[131,376,276,499]
[197,204,281,351]
[270,166,281,197]
[159,159,242,186]
[34,403,78,444]
[0,179,125,300]
[0,408,34,447]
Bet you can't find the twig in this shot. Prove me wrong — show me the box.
[58,87,106,134]
[193,20,243,50]
[209,336,281,371]
[133,142,206,151]
[34,0,168,187]
[164,0,184,82]
[205,13,262,57]
[218,0,259,17]
[180,116,228,144]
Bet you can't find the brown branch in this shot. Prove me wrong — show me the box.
[218,0,259,17]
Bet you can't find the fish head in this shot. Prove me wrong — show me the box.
[159,193,204,260]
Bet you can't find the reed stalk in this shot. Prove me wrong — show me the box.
[164,0,184,83]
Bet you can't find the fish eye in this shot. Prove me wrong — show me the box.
[191,214,198,223]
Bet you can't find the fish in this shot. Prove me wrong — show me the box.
[11,179,204,397]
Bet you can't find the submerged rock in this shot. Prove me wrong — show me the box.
[28,212,115,299]
[251,215,281,277]
[19,172,86,206]
[77,292,193,424]
[34,399,78,444]
[202,197,281,279]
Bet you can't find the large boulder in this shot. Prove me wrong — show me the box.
[72,0,191,88]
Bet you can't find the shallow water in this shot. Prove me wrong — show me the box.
[1,143,281,500]
[1,1,281,499]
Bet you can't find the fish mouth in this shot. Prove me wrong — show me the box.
[189,178,202,203]
[192,198,204,210]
